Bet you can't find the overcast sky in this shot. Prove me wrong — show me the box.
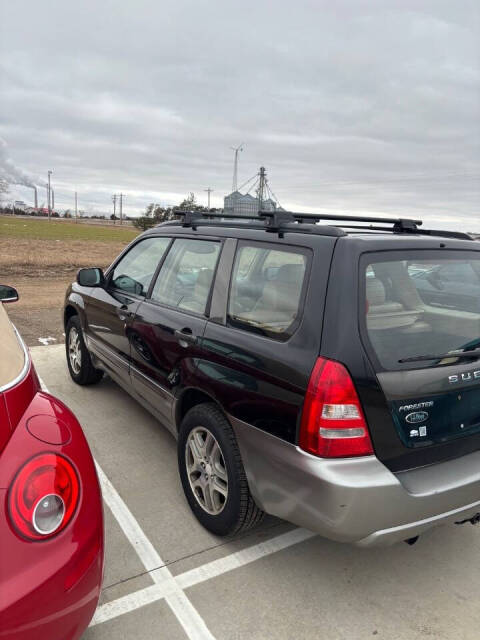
[1,0,479,229]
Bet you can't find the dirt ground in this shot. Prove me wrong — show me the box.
[6,277,73,346]
[1,219,137,346]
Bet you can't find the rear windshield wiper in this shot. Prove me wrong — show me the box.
[399,347,480,364]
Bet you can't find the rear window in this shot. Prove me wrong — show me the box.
[362,252,480,370]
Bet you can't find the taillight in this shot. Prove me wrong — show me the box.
[299,358,373,458]
[8,453,80,540]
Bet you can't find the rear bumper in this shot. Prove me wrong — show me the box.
[0,506,104,640]
[231,416,480,546]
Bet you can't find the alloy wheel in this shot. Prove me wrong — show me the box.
[185,426,228,515]
[68,327,82,375]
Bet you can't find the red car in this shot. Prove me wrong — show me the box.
[0,285,104,640]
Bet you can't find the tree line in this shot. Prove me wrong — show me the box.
[0,190,218,225]
[131,192,219,231]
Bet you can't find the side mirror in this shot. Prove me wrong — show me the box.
[77,268,105,287]
[0,284,19,303]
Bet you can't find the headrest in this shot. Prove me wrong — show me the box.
[276,263,304,284]
[195,268,213,290]
[366,277,386,306]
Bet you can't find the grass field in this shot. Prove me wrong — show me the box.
[0,215,139,346]
[0,215,138,276]
[0,215,138,242]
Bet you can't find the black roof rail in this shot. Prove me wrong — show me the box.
[163,210,345,237]
[339,225,473,240]
[162,210,472,241]
[172,209,422,229]
[411,228,473,241]
[271,211,422,228]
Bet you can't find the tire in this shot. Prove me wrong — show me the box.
[65,316,103,385]
[178,403,264,536]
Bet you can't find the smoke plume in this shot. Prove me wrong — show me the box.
[0,138,37,188]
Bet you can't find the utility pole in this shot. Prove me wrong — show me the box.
[119,193,124,225]
[47,170,52,220]
[258,166,266,213]
[51,188,55,213]
[112,194,117,224]
[230,143,243,192]
[75,191,78,223]
[204,187,213,209]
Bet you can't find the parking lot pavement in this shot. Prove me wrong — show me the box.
[32,344,480,640]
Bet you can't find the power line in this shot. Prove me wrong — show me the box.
[246,176,260,195]
[266,182,282,209]
[237,172,258,192]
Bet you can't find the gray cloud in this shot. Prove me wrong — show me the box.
[0,0,479,228]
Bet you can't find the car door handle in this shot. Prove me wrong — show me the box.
[174,329,197,347]
[116,306,134,321]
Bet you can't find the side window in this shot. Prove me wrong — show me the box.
[151,238,220,315]
[110,237,171,296]
[228,243,308,339]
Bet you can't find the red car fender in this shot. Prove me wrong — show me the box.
[0,377,104,639]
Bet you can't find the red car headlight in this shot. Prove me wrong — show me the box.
[8,453,80,540]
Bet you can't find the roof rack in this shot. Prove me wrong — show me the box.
[259,211,423,232]
[164,210,473,241]
[340,225,473,241]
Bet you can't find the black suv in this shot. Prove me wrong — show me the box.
[64,211,480,545]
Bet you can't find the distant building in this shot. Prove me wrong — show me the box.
[223,191,277,216]
[14,200,26,211]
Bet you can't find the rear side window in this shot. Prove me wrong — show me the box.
[228,242,308,339]
[363,253,480,370]
[151,238,220,315]
[110,237,171,296]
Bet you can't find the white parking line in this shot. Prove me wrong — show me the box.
[38,371,316,636]
[91,527,316,627]
[95,464,170,576]
[95,463,216,640]
[39,375,215,640]
[176,527,316,590]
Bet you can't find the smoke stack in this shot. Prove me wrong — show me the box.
[33,186,38,210]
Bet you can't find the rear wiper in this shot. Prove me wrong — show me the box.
[399,347,480,364]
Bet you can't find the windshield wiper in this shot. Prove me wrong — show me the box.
[399,347,480,364]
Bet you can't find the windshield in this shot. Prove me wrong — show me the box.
[363,251,480,370]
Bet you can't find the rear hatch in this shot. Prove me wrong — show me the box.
[361,249,480,469]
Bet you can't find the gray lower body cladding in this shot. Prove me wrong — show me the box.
[230,415,480,546]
